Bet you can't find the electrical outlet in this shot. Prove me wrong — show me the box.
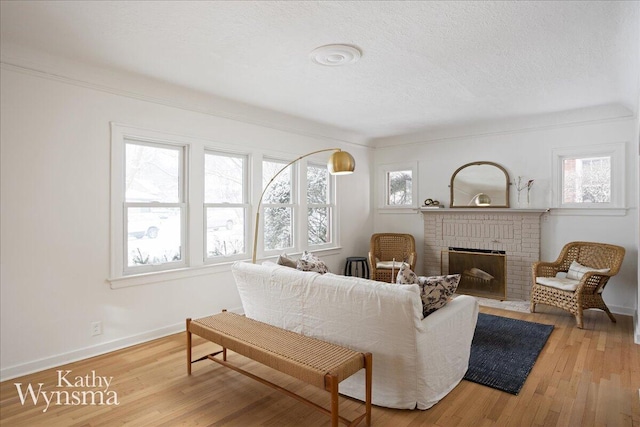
[91,321,102,336]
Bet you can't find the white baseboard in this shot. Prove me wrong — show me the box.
[610,304,636,317]
[0,306,243,382]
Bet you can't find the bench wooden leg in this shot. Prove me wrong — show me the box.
[365,353,372,426]
[326,374,339,427]
[186,318,192,375]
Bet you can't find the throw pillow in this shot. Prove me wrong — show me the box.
[418,275,460,316]
[296,251,329,274]
[396,263,418,284]
[396,264,460,316]
[566,260,610,280]
[277,253,297,268]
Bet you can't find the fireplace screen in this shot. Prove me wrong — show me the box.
[443,249,506,300]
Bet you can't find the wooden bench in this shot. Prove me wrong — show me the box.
[187,312,372,427]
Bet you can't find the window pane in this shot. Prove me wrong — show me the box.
[205,153,245,203]
[307,165,328,204]
[308,207,330,245]
[562,157,611,203]
[264,207,292,250]
[206,207,245,257]
[127,207,181,267]
[126,142,180,203]
[387,170,412,205]
[263,160,291,204]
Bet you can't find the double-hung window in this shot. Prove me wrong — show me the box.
[262,159,295,253]
[307,163,333,247]
[204,152,249,260]
[124,139,186,274]
[112,123,343,285]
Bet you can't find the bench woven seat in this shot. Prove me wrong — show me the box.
[187,312,372,426]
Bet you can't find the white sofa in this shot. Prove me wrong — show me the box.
[231,261,479,410]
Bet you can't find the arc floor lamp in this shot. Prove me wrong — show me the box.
[252,148,356,263]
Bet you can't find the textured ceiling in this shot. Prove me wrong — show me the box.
[1,1,638,141]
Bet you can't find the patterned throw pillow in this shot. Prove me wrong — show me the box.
[396,263,418,284]
[566,260,610,280]
[396,264,460,316]
[417,275,460,316]
[277,253,297,268]
[296,251,329,274]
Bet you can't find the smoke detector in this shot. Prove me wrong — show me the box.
[310,44,362,66]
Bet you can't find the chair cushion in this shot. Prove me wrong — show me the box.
[566,260,610,280]
[376,260,407,269]
[535,276,581,292]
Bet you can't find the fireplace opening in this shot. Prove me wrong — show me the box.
[442,248,507,300]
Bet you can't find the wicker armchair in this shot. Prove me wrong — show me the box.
[368,233,416,283]
[530,241,625,328]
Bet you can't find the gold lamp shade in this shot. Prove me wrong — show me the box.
[328,150,356,175]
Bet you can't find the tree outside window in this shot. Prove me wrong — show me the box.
[262,159,294,251]
[307,164,331,245]
[562,156,611,204]
[387,170,413,205]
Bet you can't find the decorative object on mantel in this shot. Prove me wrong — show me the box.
[513,176,534,207]
[469,193,491,206]
[450,161,510,208]
[423,198,443,208]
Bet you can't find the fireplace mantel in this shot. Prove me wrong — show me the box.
[421,208,548,300]
[420,208,549,214]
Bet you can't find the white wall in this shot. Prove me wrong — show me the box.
[0,68,373,379]
[372,116,638,316]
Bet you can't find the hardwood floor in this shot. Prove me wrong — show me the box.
[1,305,638,426]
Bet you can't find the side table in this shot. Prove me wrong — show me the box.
[344,257,369,279]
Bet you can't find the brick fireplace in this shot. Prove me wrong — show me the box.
[421,209,548,300]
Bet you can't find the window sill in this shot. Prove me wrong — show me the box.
[549,207,631,217]
[108,247,344,289]
[108,262,238,289]
[378,207,419,214]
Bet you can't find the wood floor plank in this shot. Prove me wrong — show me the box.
[1,306,637,426]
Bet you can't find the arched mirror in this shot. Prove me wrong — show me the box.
[450,162,510,208]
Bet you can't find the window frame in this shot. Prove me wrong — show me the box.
[306,161,335,250]
[110,124,344,288]
[123,140,187,275]
[552,142,625,210]
[260,157,298,256]
[203,150,250,263]
[377,161,418,212]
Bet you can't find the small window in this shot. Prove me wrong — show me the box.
[387,170,413,205]
[204,152,248,260]
[553,142,625,209]
[378,162,418,210]
[562,156,611,204]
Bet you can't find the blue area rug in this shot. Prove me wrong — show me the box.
[464,313,554,395]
